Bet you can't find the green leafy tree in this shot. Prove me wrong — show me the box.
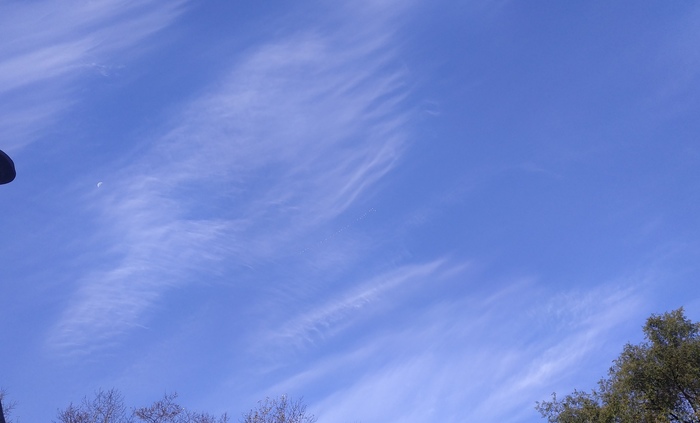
[537,308,700,423]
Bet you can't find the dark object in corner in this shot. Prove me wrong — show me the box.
[0,150,16,185]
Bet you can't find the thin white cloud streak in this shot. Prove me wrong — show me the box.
[48,8,413,354]
[267,260,452,350]
[472,288,643,423]
[0,0,187,149]
[293,280,644,423]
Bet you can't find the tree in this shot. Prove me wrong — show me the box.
[0,389,16,423]
[537,308,700,423]
[241,395,316,423]
[133,392,228,423]
[57,389,133,423]
[56,390,228,423]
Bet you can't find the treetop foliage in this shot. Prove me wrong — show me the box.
[537,308,700,423]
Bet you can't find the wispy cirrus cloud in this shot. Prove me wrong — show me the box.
[0,0,187,149]
[48,4,414,354]
[267,259,455,350]
[261,277,644,423]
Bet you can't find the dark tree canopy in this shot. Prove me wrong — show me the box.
[537,308,700,423]
[0,150,15,185]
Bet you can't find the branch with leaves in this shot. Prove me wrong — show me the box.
[537,308,700,423]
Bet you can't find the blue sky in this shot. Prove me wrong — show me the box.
[1,1,700,422]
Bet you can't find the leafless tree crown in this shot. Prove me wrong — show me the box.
[241,395,317,423]
[55,390,228,423]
